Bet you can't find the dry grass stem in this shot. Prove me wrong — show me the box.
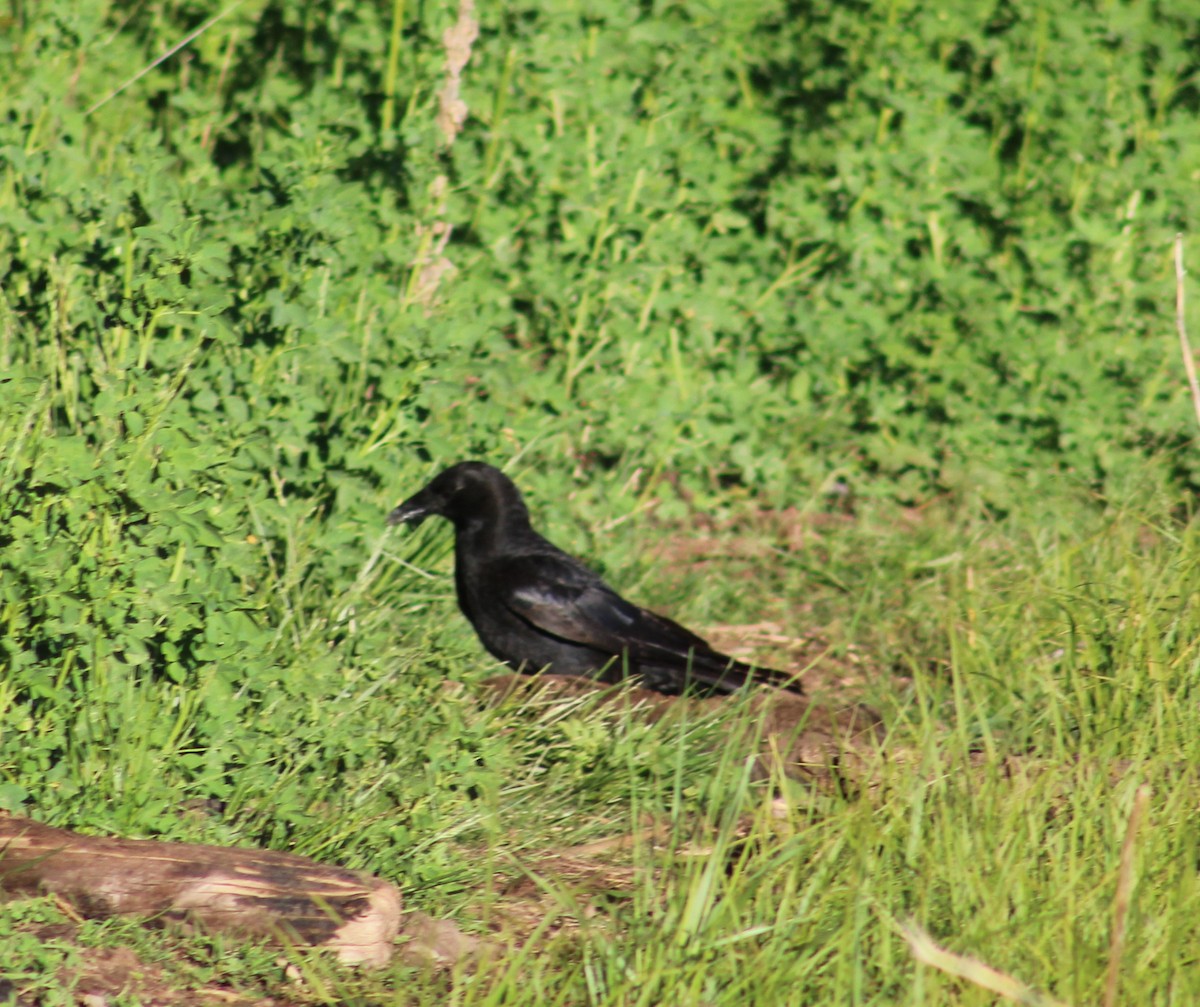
[904,923,1071,1007]
[436,0,479,147]
[1174,235,1200,431]
[1104,785,1151,1007]
[409,1,478,309]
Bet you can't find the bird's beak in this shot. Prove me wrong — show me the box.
[387,496,432,527]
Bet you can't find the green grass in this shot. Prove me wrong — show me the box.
[4,493,1198,1004]
[1,0,1199,1002]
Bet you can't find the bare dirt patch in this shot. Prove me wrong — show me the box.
[701,620,877,697]
[57,941,277,1007]
[480,672,885,791]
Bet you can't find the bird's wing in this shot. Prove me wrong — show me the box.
[497,553,712,662]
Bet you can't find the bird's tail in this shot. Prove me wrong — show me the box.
[677,650,804,696]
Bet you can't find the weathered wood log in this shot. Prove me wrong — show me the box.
[0,814,401,967]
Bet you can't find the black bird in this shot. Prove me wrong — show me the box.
[388,462,802,696]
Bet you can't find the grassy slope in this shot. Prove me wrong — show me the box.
[1,0,1199,1003]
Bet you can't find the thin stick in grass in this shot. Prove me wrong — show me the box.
[1174,235,1200,432]
[85,0,247,117]
[1104,785,1151,1007]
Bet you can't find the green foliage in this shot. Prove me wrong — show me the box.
[0,0,1199,1001]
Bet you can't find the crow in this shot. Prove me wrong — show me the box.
[388,462,802,696]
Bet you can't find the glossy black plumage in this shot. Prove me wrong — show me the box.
[388,462,802,696]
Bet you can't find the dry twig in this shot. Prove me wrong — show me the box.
[408,0,478,310]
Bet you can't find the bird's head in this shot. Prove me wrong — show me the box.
[387,461,527,532]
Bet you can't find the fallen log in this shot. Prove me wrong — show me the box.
[0,814,400,967]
